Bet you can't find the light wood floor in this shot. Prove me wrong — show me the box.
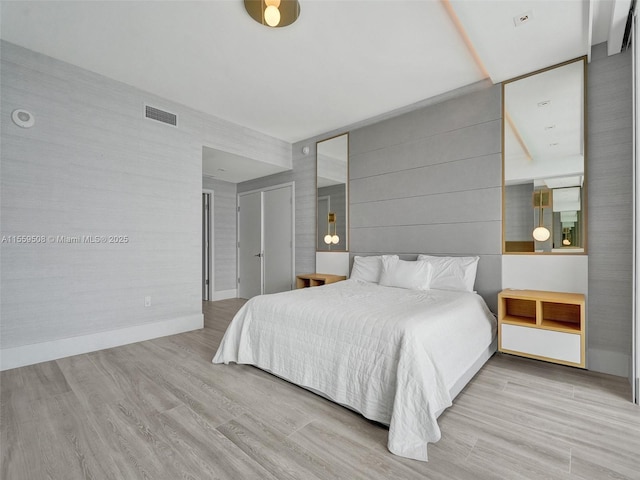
[2,298,639,479]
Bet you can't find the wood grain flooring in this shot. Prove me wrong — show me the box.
[2,298,639,479]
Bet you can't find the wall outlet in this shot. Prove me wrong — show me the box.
[144,296,151,307]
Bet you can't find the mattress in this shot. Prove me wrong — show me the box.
[213,279,497,461]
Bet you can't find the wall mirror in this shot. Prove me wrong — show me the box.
[317,133,348,251]
[503,57,586,254]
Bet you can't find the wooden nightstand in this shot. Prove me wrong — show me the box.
[296,273,346,289]
[498,289,585,368]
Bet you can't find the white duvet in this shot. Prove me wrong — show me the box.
[212,279,496,461]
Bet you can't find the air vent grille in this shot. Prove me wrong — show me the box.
[145,105,177,126]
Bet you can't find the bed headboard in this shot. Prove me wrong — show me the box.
[349,253,501,313]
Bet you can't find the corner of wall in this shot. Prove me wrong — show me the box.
[0,314,203,371]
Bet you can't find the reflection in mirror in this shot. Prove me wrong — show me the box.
[317,133,348,251]
[503,57,586,254]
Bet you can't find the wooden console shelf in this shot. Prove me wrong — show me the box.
[296,273,346,289]
[498,289,585,368]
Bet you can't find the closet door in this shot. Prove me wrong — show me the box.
[264,185,293,294]
[238,191,262,299]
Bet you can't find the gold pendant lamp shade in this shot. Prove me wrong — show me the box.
[244,0,300,28]
[533,225,551,242]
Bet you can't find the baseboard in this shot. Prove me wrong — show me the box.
[587,348,630,377]
[212,289,237,301]
[0,313,203,371]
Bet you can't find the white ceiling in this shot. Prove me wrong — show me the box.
[1,0,483,143]
[0,0,629,181]
[203,146,290,183]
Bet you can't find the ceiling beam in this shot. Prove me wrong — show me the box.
[441,0,490,80]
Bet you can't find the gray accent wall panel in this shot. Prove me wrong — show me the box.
[350,120,501,179]
[349,85,502,311]
[350,85,501,156]
[351,154,501,204]
[351,222,502,255]
[1,40,289,350]
[351,188,501,228]
[587,44,633,359]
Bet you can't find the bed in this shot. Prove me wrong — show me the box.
[212,255,497,461]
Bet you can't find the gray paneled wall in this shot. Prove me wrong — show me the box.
[349,85,503,311]
[0,40,288,354]
[291,153,316,276]
[505,184,534,241]
[1,42,199,348]
[587,44,633,367]
[202,177,237,292]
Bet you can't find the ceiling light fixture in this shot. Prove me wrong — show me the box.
[244,0,300,28]
[264,5,280,26]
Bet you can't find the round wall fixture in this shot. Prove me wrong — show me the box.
[11,109,35,128]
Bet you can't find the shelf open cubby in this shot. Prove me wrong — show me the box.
[501,297,537,327]
[540,301,582,332]
[295,273,346,289]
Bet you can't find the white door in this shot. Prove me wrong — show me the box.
[238,191,262,299]
[264,185,293,294]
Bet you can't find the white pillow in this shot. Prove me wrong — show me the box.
[417,255,479,292]
[379,258,432,290]
[350,255,398,283]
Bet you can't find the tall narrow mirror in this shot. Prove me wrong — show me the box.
[317,133,348,251]
[503,57,587,254]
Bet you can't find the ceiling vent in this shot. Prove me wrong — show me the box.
[145,105,177,126]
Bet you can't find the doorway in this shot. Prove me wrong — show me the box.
[202,190,214,301]
[237,183,294,299]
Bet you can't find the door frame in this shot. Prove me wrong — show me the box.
[203,189,215,301]
[237,181,295,294]
[633,7,639,404]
